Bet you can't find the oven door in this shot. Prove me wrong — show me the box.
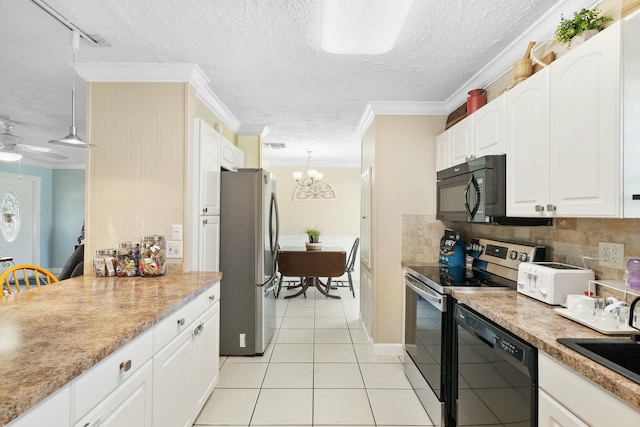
[404,273,452,427]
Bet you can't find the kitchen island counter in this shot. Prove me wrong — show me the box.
[452,289,640,411]
[0,272,222,426]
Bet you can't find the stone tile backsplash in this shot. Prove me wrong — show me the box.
[402,216,640,281]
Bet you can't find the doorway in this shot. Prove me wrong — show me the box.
[0,172,41,265]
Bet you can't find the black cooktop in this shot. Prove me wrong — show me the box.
[405,264,516,294]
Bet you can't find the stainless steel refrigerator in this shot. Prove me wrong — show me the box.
[219,169,279,356]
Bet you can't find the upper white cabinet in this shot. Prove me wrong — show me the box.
[506,22,622,218]
[506,68,551,216]
[624,13,640,217]
[220,135,245,171]
[196,119,221,216]
[436,96,506,171]
[548,21,621,217]
[472,94,506,159]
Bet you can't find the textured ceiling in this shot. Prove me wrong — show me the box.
[0,0,591,168]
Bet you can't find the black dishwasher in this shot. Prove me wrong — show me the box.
[453,304,537,426]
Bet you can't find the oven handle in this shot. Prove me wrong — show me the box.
[404,275,445,311]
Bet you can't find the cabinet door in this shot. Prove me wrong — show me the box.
[199,216,220,272]
[234,146,245,169]
[449,116,472,164]
[436,131,450,171]
[198,121,221,216]
[549,23,621,217]
[472,94,506,158]
[75,360,153,427]
[505,68,551,217]
[220,136,235,171]
[360,167,372,269]
[192,302,220,416]
[153,328,194,427]
[539,390,588,427]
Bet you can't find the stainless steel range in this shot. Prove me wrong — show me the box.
[403,238,545,426]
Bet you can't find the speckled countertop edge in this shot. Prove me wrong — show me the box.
[0,272,222,426]
[451,288,640,410]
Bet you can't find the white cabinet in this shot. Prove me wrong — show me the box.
[220,135,245,171]
[360,167,372,269]
[448,115,473,166]
[506,68,551,216]
[192,302,220,415]
[196,119,221,216]
[624,14,640,217]
[539,352,640,426]
[436,97,505,171]
[507,23,622,218]
[73,330,154,422]
[539,389,588,427]
[74,360,153,427]
[153,283,220,427]
[548,21,621,217]
[199,215,220,272]
[8,386,70,427]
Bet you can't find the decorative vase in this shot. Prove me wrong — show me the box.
[305,242,322,251]
[467,89,487,115]
[571,29,598,47]
[512,58,533,84]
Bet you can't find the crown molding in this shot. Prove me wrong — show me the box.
[356,101,448,138]
[74,62,241,133]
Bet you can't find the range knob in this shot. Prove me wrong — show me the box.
[509,251,518,260]
[519,253,529,262]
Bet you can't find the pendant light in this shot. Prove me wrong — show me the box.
[49,30,96,149]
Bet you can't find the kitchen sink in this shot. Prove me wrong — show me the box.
[557,336,640,385]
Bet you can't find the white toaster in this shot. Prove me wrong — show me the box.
[517,262,595,305]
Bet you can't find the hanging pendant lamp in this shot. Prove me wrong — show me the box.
[49,30,96,149]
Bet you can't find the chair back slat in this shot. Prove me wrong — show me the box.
[1,264,59,295]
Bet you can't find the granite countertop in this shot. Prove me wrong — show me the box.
[0,272,222,426]
[452,289,640,410]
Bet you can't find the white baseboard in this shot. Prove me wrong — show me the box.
[371,343,405,356]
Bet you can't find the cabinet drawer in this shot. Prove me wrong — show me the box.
[153,283,220,353]
[74,359,153,427]
[73,329,153,422]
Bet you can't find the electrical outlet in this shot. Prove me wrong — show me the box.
[166,240,183,258]
[599,242,624,269]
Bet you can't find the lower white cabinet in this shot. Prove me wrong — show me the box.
[539,352,640,426]
[539,389,588,427]
[74,360,153,427]
[199,215,220,272]
[192,302,220,414]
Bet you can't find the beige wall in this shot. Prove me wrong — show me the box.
[363,115,447,344]
[268,167,360,237]
[85,82,188,272]
[238,135,261,168]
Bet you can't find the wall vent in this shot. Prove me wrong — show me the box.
[265,142,286,149]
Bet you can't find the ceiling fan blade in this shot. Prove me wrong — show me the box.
[15,144,69,161]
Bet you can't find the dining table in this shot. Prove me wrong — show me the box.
[277,246,346,299]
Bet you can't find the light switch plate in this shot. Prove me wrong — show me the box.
[171,224,183,241]
[166,240,183,258]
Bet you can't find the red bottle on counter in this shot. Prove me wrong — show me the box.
[467,89,487,115]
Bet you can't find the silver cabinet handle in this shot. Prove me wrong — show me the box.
[546,204,556,212]
[203,219,208,225]
[209,294,216,302]
[202,207,208,214]
[119,360,132,372]
[535,204,545,212]
[192,321,204,336]
[177,317,186,326]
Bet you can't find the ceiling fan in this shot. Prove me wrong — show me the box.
[0,115,68,162]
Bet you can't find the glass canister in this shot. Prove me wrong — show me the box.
[116,241,140,277]
[139,235,166,277]
[627,258,640,290]
[94,249,117,277]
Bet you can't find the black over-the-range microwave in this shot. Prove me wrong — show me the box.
[436,154,552,226]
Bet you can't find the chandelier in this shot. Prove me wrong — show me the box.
[292,151,336,201]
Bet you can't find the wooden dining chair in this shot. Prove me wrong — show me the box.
[1,264,59,295]
[330,238,359,297]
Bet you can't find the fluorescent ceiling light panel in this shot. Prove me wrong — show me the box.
[321,0,416,55]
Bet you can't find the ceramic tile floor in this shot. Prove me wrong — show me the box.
[194,282,434,426]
